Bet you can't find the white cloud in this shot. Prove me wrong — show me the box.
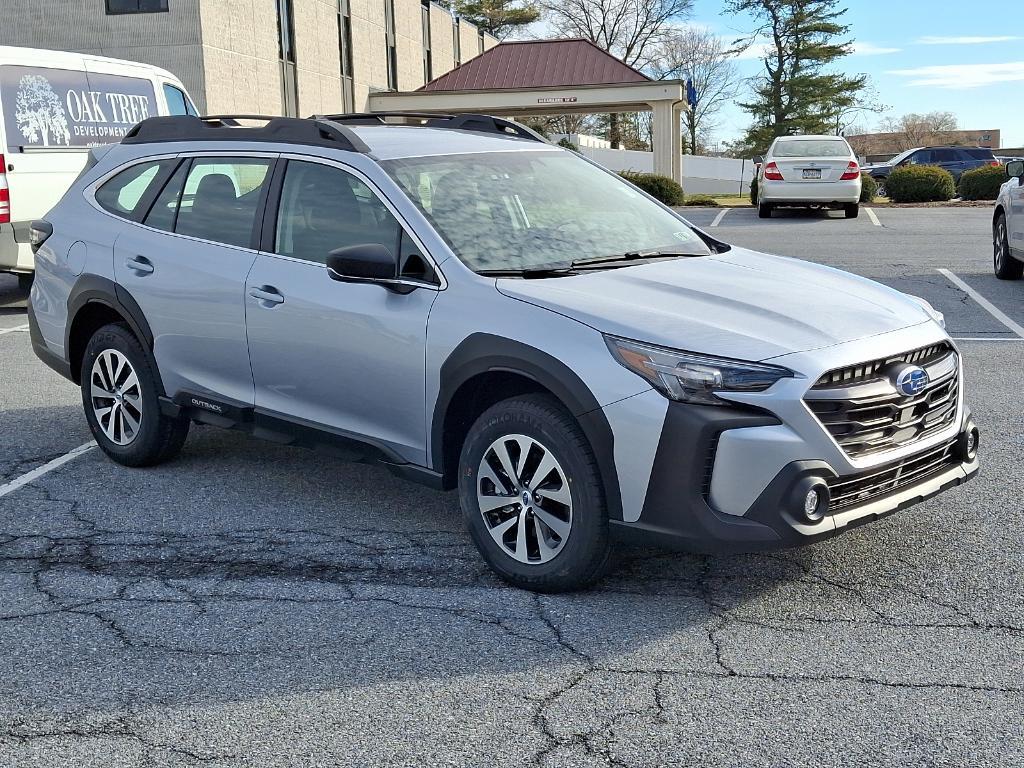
[888,61,1024,88]
[849,42,901,56]
[916,35,1023,45]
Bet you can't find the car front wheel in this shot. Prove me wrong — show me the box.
[458,394,611,592]
[994,213,1023,280]
[81,323,189,467]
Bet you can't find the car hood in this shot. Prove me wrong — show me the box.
[496,247,932,361]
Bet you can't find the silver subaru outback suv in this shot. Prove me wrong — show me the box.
[28,114,979,591]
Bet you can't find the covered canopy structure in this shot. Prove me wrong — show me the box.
[368,39,687,182]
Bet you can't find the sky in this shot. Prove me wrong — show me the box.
[684,0,1024,148]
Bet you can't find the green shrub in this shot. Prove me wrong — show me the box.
[750,175,758,205]
[859,173,877,203]
[556,137,579,152]
[885,165,955,203]
[958,165,1004,200]
[682,195,719,207]
[619,171,686,206]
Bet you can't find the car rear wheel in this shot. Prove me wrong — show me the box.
[758,202,773,219]
[81,323,189,467]
[874,178,887,198]
[458,393,611,592]
[844,203,859,219]
[994,213,1023,280]
[17,273,33,292]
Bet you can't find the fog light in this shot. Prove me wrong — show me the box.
[956,425,980,462]
[804,489,820,518]
[791,477,829,523]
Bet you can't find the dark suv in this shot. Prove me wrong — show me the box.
[863,146,999,194]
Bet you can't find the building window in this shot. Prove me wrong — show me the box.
[276,0,299,116]
[384,0,398,90]
[421,1,433,83]
[453,18,461,66]
[338,0,355,112]
[106,0,168,13]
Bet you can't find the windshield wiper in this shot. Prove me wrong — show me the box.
[570,249,703,269]
[477,265,576,279]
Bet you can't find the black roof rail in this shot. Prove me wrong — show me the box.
[312,112,548,144]
[121,115,371,153]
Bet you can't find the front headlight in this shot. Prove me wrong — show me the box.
[605,336,794,406]
[907,294,945,329]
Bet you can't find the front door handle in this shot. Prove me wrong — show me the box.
[248,286,285,306]
[125,256,154,275]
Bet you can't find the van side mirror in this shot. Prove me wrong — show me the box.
[326,244,397,283]
[1007,160,1024,180]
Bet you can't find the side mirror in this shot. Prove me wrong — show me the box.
[752,155,763,165]
[1007,160,1024,180]
[326,244,397,283]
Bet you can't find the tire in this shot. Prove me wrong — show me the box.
[458,393,612,592]
[758,202,773,219]
[80,323,189,467]
[844,203,859,219]
[994,213,1023,280]
[17,273,33,292]
[874,178,887,198]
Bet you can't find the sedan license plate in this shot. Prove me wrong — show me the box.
[802,168,822,179]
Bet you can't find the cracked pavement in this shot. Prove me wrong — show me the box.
[1,209,1023,766]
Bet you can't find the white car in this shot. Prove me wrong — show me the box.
[756,135,863,219]
[993,159,1024,280]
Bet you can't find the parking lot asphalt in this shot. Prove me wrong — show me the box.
[1,206,1022,767]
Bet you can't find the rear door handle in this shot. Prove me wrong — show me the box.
[125,256,154,275]
[248,286,285,306]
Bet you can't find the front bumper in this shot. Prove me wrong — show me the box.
[611,402,979,553]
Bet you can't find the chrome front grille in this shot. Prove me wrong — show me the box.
[827,438,960,511]
[806,345,959,458]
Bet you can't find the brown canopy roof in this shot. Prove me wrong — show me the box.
[419,38,651,92]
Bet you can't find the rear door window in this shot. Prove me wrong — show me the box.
[95,159,176,219]
[143,159,189,231]
[932,149,958,162]
[173,157,272,248]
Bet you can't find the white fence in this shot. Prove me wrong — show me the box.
[575,146,755,196]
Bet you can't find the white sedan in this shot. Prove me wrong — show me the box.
[755,135,863,219]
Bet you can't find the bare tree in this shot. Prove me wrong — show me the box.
[540,0,694,146]
[653,26,740,154]
[877,111,959,151]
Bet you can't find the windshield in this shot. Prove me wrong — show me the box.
[888,148,917,166]
[382,150,710,272]
[772,139,852,158]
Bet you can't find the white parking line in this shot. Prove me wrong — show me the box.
[865,207,881,227]
[938,268,1024,338]
[0,442,96,500]
[952,337,1024,342]
[0,324,29,335]
[710,208,730,227]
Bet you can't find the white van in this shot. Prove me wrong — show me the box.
[0,46,197,286]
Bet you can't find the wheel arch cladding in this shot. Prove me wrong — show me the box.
[434,333,623,520]
[66,275,156,386]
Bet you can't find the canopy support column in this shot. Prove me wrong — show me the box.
[650,100,683,184]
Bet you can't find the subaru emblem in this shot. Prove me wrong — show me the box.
[894,365,929,397]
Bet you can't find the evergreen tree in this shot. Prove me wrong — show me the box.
[727,0,867,155]
[451,0,539,39]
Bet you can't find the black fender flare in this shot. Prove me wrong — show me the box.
[433,333,623,520]
[65,274,157,381]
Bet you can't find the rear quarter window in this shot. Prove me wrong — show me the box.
[963,148,995,160]
[94,159,176,218]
